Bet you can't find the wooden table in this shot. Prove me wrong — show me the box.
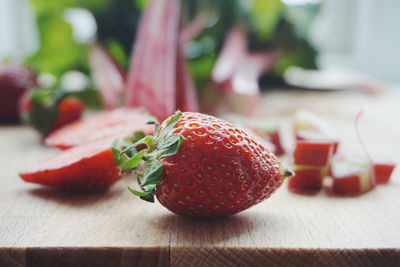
[1,90,400,266]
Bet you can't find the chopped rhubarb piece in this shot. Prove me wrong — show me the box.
[296,130,339,154]
[125,0,181,120]
[45,108,154,149]
[218,51,279,116]
[20,137,120,191]
[294,110,339,153]
[288,167,325,194]
[211,27,248,85]
[175,47,199,112]
[328,154,375,196]
[293,141,334,167]
[373,162,396,184]
[89,44,125,109]
[328,175,363,196]
[229,51,279,95]
[209,27,280,116]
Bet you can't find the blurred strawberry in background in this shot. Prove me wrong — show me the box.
[20,89,84,136]
[0,64,38,123]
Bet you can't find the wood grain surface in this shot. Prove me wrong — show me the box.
[1,90,400,266]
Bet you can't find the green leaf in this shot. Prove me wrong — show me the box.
[159,111,182,138]
[159,134,181,149]
[128,186,149,197]
[140,184,156,202]
[159,134,183,158]
[112,148,127,166]
[107,39,129,70]
[68,89,103,110]
[141,163,163,187]
[112,138,135,165]
[126,131,146,144]
[27,90,59,135]
[119,135,154,156]
[127,184,155,203]
[121,149,148,173]
[27,14,88,77]
[136,0,150,11]
[146,120,159,136]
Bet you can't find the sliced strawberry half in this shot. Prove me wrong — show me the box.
[20,137,120,191]
[327,154,375,196]
[45,108,154,149]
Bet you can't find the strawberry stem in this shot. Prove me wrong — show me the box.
[281,168,294,179]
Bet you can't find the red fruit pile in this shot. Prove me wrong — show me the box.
[288,110,396,196]
[116,111,292,217]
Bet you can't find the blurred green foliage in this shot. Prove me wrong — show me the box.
[28,10,87,77]
[248,0,284,41]
[28,0,318,90]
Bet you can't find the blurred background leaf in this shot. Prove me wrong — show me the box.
[248,0,284,41]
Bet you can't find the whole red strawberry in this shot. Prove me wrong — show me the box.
[116,111,292,218]
[0,63,37,123]
[52,97,84,130]
[20,89,84,136]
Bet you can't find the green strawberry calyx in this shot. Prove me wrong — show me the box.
[113,111,183,202]
[24,89,70,135]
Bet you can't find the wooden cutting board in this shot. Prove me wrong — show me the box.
[1,90,400,266]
